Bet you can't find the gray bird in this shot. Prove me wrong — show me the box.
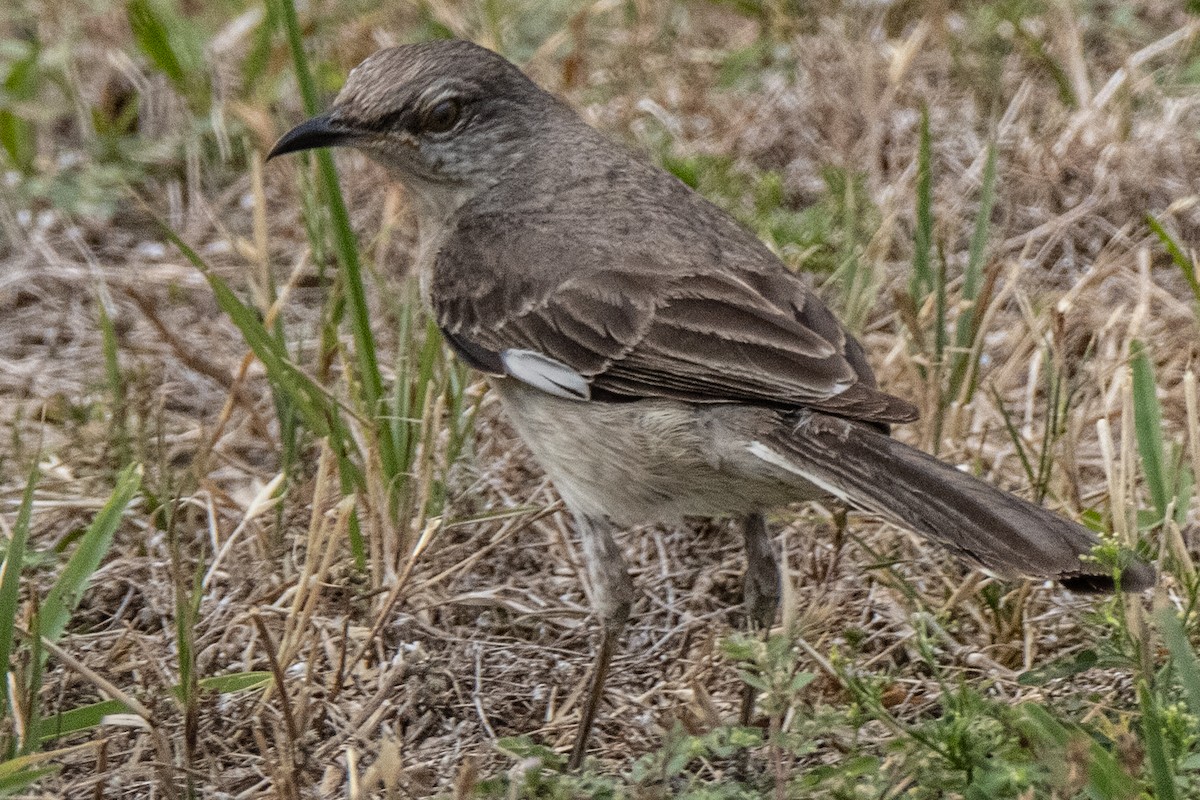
[268,39,1153,767]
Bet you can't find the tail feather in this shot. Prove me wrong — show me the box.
[758,411,1154,593]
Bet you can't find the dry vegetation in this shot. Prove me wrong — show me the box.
[1,1,1199,797]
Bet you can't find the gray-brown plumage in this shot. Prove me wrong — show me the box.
[268,39,1153,767]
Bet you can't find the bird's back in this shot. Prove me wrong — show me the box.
[433,118,914,425]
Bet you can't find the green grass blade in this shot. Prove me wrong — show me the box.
[989,385,1038,489]
[948,142,997,399]
[96,298,130,466]
[36,672,271,744]
[1147,214,1200,304]
[0,742,100,789]
[196,671,272,693]
[932,247,948,450]
[0,41,40,175]
[172,536,203,717]
[160,221,338,440]
[909,106,934,304]
[392,294,419,478]
[1140,681,1180,800]
[269,0,318,114]
[1157,608,1200,723]
[962,143,997,306]
[40,463,141,643]
[934,246,947,364]
[126,0,186,88]
[1016,704,1141,798]
[0,463,39,722]
[1130,340,1169,523]
[208,274,330,433]
[0,764,56,793]
[271,0,400,487]
[33,699,127,745]
[160,203,368,561]
[21,599,42,756]
[125,0,209,112]
[125,0,208,112]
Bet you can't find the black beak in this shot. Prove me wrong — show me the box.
[267,112,354,160]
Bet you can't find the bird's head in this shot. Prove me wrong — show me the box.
[268,40,553,219]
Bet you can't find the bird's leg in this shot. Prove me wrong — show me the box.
[740,512,780,725]
[568,514,635,770]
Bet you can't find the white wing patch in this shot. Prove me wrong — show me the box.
[501,349,591,401]
[746,441,852,503]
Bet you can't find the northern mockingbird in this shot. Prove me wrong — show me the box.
[268,39,1153,767]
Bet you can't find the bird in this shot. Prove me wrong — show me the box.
[267,39,1154,768]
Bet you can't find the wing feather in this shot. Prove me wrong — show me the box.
[433,210,918,425]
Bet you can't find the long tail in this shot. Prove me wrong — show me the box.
[753,411,1154,592]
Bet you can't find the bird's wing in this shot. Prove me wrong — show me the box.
[432,213,918,426]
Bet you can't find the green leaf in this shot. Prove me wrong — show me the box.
[1130,340,1170,523]
[790,671,817,692]
[37,671,271,743]
[1140,681,1179,800]
[0,463,39,714]
[41,464,141,643]
[97,297,129,465]
[719,635,758,662]
[0,41,40,174]
[125,0,208,110]
[0,764,56,793]
[1016,704,1141,798]
[0,744,103,790]
[197,670,272,694]
[948,141,997,400]
[33,700,127,744]
[737,670,769,692]
[1146,214,1200,305]
[495,736,565,769]
[1017,649,1097,686]
[126,0,187,89]
[909,106,934,303]
[1156,609,1200,724]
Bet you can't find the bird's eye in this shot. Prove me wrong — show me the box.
[422,98,462,134]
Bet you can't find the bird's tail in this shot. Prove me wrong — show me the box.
[755,411,1153,592]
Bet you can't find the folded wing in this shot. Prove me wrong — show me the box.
[433,213,917,426]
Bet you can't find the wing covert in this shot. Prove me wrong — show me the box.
[432,211,918,426]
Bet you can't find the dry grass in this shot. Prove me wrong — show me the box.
[1,1,1198,797]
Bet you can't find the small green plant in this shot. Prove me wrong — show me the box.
[472,736,620,797]
[472,616,1200,798]
[947,0,1077,114]
[1145,215,1200,311]
[1131,340,1193,530]
[126,0,211,114]
[0,36,38,175]
[0,464,140,790]
[899,116,1003,449]
[0,462,277,795]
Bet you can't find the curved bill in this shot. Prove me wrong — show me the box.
[267,112,352,160]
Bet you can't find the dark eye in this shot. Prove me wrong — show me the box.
[422,98,462,134]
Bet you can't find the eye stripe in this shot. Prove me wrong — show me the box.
[365,96,466,135]
[367,108,410,132]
